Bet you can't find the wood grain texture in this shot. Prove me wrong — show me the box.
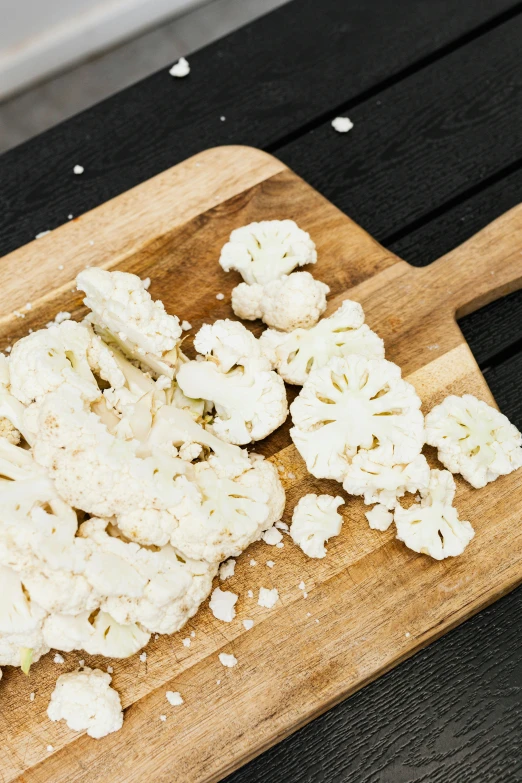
[1,146,521,783]
[0,0,519,256]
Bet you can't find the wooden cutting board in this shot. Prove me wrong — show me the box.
[1,146,522,783]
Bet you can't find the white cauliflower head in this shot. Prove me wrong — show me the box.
[394,469,475,560]
[290,356,424,481]
[290,494,344,558]
[219,220,317,285]
[260,299,384,385]
[79,518,216,634]
[425,394,522,488]
[343,450,430,509]
[47,667,123,739]
[232,272,329,331]
[77,268,182,378]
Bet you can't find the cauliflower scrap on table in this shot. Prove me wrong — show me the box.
[290,494,345,558]
[425,394,522,488]
[47,667,123,739]
[219,219,329,330]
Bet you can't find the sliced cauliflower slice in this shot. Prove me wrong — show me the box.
[169,457,285,563]
[77,268,182,378]
[79,518,216,635]
[176,359,287,445]
[259,299,384,385]
[194,319,269,373]
[47,667,123,739]
[219,220,317,285]
[43,610,150,658]
[290,494,344,558]
[425,394,522,488]
[343,450,430,509]
[290,356,424,481]
[232,272,330,331]
[394,469,474,560]
[0,566,49,669]
[9,320,103,406]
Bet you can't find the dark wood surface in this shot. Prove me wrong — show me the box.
[1,1,522,780]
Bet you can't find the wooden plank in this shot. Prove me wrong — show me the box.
[0,0,519,256]
[1,148,521,783]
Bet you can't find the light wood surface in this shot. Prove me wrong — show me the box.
[1,146,521,783]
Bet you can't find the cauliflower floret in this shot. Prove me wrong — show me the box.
[232,272,329,331]
[260,299,384,385]
[290,494,344,558]
[194,319,268,373]
[425,394,522,488]
[47,667,123,739]
[176,358,287,445]
[77,268,182,378]
[365,504,394,531]
[168,457,285,563]
[43,610,150,658]
[0,418,20,445]
[219,220,317,286]
[9,321,103,406]
[290,356,424,481]
[0,566,49,669]
[394,469,475,560]
[343,450,430,509]
[79,518,216,635]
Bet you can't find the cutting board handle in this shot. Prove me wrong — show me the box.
[419,203,522,318]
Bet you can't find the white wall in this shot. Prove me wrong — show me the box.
[0,0,200,100]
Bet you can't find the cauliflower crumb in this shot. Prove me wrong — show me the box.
[35,230,51,239]
[218,652,237,668]
[216,293,225,300]
[166,690,184,706]
[73,165,84,175]
[79,659,85,667]
[258,587,279,609]
[142,277,151,290]
[266,560,275,568]
[243,619,254,631]
[250,559,257,567]
[55,311,72,324]
[247,590,254,598]
[405,632,411,638]
[298,581,306,590]
[30,692,35,701]
[107,666,113,674]
[170,57,190,77]
[54,653,64,664]
[139,652,147,662]
[331,117,354,133]
[47,745,54,752]
[209,588,238,622]
[276,542,284,549]
[219,559,236,581]
[182,638,191,648]
[160,714,167,721]
[181,320,192,331]
[190,631,195,638]
[262,527,283,546]
[275,521,289,531]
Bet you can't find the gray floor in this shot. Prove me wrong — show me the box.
[0,0,288,154]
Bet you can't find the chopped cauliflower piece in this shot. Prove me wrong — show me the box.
[258,587,279,609]
[169,57,190,77]
[218,652,237,668]
[232,272,329,331]
[79,518,216,635]
[394,470,475,560]
[219,559,236,581]
[343,450,430,509]
[425,394,522,488]
[47,667,123,739]
[177,356,287,445]
[365,504,394,531]
[290,356,424,481]
[219,220,317,286]
[209,588,238,622]
[290,494,344,558]
[260,299,384,385]
[332,117,354,133]
[77,268,182,378]
[262,527,283,545]
[166,690,183,706]
[42,610,150,658]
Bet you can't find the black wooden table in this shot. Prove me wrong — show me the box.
[2,1,522,780]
